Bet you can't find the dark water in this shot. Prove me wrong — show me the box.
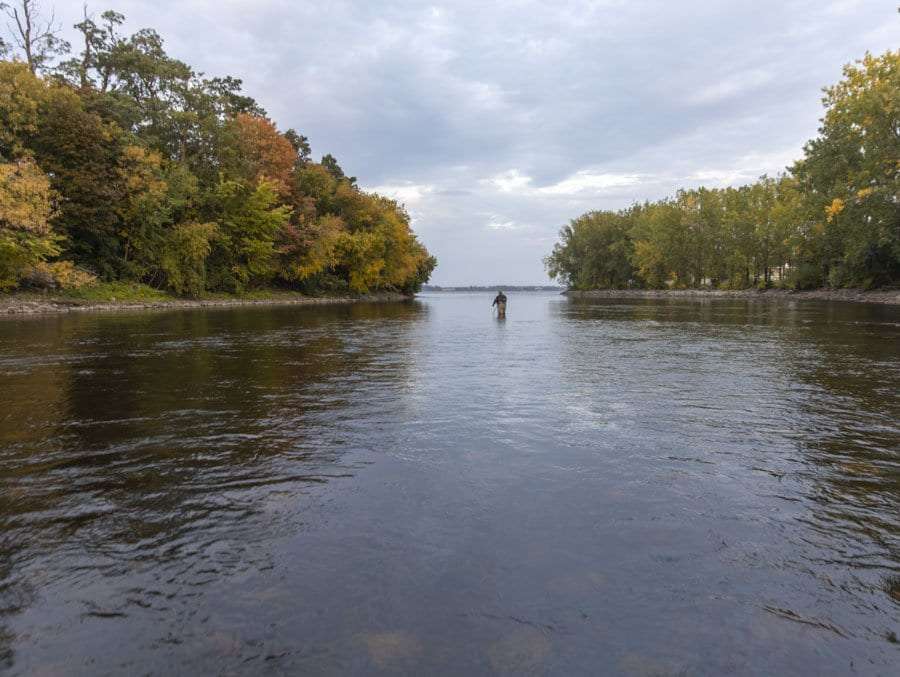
[1,292,898,675]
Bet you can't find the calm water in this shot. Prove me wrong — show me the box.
[1,292,898,675]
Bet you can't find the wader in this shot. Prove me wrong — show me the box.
[496,300,506,318]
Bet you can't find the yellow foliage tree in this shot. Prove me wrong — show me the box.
[0,60,46,159]
[0,158,60,288]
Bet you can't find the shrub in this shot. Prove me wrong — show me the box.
[21,260,96,290]
[46,261,96,289]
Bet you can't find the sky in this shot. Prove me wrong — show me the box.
[51,0,899,285]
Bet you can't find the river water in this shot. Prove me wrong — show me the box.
[0,292,898,675]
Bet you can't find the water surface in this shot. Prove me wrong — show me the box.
[1,292,898,675]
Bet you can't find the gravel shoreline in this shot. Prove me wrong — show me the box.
[564,288,900,305]
[0,292,413,317]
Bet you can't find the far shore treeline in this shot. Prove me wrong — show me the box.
[0,3,435,296]
[546,51,899,291]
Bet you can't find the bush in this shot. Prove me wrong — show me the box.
[827,265,847,289]
[50,261,95,289]
[784,263,821,290]
[20,261,97,290]
[19,262,55,289]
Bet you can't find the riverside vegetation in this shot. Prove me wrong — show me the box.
[545,51,899,293]
[0,2,435,301]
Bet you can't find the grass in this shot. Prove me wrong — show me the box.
[58,281,174,303]
[200,288,314,301]
[56,283,317,304]
[3,282,398,308]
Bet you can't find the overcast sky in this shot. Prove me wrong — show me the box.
[54,0,899,285]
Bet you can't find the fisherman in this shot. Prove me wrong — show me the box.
[492,290,507,318]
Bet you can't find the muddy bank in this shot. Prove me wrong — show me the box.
[0,292,413,316]
[564,288,900,305]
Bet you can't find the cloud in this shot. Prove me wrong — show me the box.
[366,182,434,205]
[51,0,900,284]
[483,169,640,197]
[486,217,520,231]
[482,169,533,193]
[536,171,641,196]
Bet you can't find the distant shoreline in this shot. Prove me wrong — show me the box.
[0,292,413,317]
[564,288,900,305]
[422,285,564,292]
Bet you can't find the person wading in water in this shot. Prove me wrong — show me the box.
[492,290,507,318]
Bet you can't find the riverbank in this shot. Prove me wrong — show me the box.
[564,288,900,305]
[1,286,413,316]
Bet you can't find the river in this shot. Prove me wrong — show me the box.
[1,292,898,675]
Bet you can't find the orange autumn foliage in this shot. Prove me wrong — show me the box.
[229,113,296,196]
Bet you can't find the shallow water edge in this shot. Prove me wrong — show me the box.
[0,291,413,317]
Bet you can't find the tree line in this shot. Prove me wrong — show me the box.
[546,51,899,291]
[0,1,435,295]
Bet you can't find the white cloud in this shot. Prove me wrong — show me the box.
[482,169,640,198]
[366,183,435,205]
[482,169,533,193]
[536,171,641,196]
[486,217,520,230]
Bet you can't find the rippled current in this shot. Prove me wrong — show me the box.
[1,292,898,675]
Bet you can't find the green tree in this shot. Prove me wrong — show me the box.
[209,178,291,291]
[321,153,356,186]
[160,221,217,296]
[793,51,900,287]
[545,211,634,289]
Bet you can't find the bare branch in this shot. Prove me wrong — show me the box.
[1,0,69,72]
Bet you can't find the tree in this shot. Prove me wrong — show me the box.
[223,114,296,196]
[1,0,69,73]
[99,28,193,149]
[283,128,311,164]
[0,158,59,288]
[279,213,345,284]
[0,5,436,294]
[0,59,45,159]
[115,145,200,283]
[160,221,217,296]
[55,5,113,90]
[545,211,634,289]
[26,84,128,276]
[630,200,691,287]
[793,51,900,287]
[404,249,436,293]
[208,178,291,291]
[321,153,356,186]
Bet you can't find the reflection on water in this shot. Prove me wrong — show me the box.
[0,294,898,675]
